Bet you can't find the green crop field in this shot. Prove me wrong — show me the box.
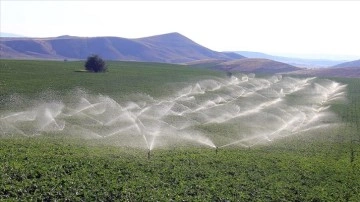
[0,59,359,201]
[0,60,222,108]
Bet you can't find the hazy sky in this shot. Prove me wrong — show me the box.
[1,0,360,60]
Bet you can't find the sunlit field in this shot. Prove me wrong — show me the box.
[1,60,359,201]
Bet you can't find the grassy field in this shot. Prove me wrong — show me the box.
[0,59,359,201]
[0,60,222,109]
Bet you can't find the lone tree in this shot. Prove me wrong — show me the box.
[85,54,107,72]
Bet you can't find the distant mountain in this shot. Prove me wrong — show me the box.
[234,51,347,68]
[332,59,360,69]
[135,33,246,63]
[187,58,301,74]
[287,59,360,78]
[289,67,360,78]
[0,32,244,63]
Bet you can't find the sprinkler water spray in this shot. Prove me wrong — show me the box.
[0,75,346,149]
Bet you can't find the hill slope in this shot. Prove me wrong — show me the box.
[289,68,360,78]
[194,58,302,74]
[235,51,347,68]
[0,33,243,63]
[332,59,360,69]
[286,59,360,78]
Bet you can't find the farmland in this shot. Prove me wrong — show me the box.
[0,60,359,201]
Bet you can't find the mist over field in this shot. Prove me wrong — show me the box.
[0,74,347,150]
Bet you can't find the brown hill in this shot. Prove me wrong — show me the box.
[332,59,360,69]
[0,33,244,63]
[235,51,348,68]
[185,59,226,69]
[284,59,360,78]
[289,67,360,78]
[209,58,302,74]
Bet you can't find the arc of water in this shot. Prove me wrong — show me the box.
[218,138,250,148]
[124,109,151,150]
[67,99,103,116]
[149,134,158,151]
[105,125,137,137]
[39,108,62,131]
[292,123,332,135]
[0,122,27,136]
[268,115,300,138]
[1,111,37,122]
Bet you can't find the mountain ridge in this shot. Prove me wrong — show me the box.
[0,33,244,63]
[235,51,348,68]
[332,59,360,69]
[2,32,359,77]
[283,58,360,78]
[186,58,302,74]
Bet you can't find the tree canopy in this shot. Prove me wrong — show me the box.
[85,55,107,72]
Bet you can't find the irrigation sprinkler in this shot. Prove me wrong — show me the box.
[226,71,233,78]
[147,149,151,160]
[350,139,360,163]
[215,146,218,154]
